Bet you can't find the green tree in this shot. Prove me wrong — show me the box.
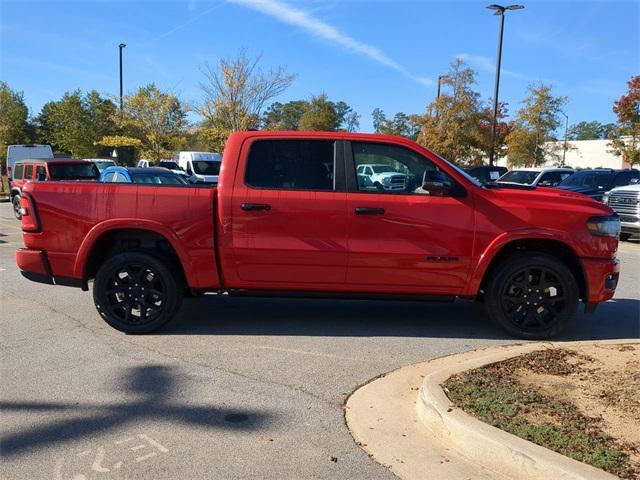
[567,121,616,140]
[119,84,188,161]
[0,82,32,167]
[197,51,295,151]
[416,59,484,166]
[262,100,309,130]
[610,75,640,166]
[506,84,567,167]
[37,90,117,157]
[371,109,421,140]
[263,96,360,132]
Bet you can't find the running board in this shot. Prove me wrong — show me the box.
[223,289,456,303]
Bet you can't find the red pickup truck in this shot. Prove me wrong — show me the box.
[16,131,621,339]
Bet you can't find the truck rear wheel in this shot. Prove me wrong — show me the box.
[484,253,578,339]
[93,252,183,334]
[12,195,21,220]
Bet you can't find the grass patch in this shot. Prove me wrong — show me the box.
[443,349,637,479]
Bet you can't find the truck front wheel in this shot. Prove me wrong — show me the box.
[484,253,578,339]
[93,252,183,334]
[12,195,21,220]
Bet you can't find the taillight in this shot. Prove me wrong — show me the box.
[20,194,41,232]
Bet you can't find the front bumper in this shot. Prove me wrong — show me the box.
[581,256,620,304]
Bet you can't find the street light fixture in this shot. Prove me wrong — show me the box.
[486,4,524,166]
[118,43,126,111]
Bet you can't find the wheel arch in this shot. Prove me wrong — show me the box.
[75,221,193,289]
[471,236,587,301]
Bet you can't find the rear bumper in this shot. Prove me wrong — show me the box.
[16,249,83,288]
[581,256,620,303]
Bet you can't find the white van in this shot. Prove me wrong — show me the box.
[6,145,53,180]
[173,151,221,184]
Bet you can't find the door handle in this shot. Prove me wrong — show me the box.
[241,203,271,211]
[355,207,385,215]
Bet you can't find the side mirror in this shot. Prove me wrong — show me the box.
[422,170,464,197]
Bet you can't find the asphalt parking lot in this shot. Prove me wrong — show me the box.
[1,200,638,480]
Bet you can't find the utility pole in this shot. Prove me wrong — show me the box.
[118,43,126,111]
[486,4,524,166]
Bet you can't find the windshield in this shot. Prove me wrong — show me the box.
[192,160,221,175]
[372,165,396,173]
[94,161,116,171]
[131,173,188,185]
[559,171,614,188]
[498,170,539,185]
[49,163,99,180]
[160,161,180,170]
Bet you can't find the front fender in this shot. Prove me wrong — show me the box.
[463,228,579,296]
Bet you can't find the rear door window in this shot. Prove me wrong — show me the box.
[24,164,34,180]
[13,164,24,180]
[245,140,335,191]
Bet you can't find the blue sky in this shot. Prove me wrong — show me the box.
[1,0,638,132]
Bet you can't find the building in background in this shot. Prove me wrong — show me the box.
[498,139,630,170]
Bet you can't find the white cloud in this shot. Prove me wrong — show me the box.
[227,0,432,86]
[456,53,524,80]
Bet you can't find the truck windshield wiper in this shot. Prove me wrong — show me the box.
[484,181,537,190]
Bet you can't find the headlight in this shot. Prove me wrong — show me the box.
[587,215,620,237]
[382,177,391,185]
[602,192,610,204]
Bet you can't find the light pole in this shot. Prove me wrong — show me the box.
[436,75,447,100]
[118,43,126,111]
[486,4,524,166]
[561,111,569,166]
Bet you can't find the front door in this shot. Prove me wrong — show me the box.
[230,138,348,288]
[345,141,475,295]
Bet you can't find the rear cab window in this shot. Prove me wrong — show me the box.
[48,163,99,180]
[245,140,335,191]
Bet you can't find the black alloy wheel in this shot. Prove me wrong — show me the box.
[485,253,578,339]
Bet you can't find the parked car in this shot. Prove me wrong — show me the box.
[17,131,620,340]
[85,159,117,172]
[173,151,222,184]
[99,166,188,185]
[158,160,190,179]
[496,167,575,187]
[603,184,640,241]
[10,159,99,219]
[137,159,151,168]
[356,163,408,191]
[464,166,507,184]
[5,144,53,180]
[556,169,640,201]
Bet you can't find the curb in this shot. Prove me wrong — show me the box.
[416,339,639,480]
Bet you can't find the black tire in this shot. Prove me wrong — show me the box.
[12,195,21,220]
[620,233,632,242]
[93,252,184,334]
[484,253,578,340]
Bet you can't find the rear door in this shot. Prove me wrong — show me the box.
[345,141,475,295]
[230,138,348,288]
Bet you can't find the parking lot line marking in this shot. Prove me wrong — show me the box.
[131,444,146,451]
[138,434,168,452]
[114,437,134,444]
[135,452,157,462]
[252,345,359,361]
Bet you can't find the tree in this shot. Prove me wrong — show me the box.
[371,109,421,140]
[37,90,117,157]
[0,82,32,167]
[610,75,640,166]
[568,121,617,140]
[119,84,188,161]
[197,51,295,150]
[262,96,360,132]
[473,102,510,165]
[505,84,567,167]
[262,100,309,130]
[416,59,484,166]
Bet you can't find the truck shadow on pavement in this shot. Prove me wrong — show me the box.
[164,296,640,341]
[0,365,273,457]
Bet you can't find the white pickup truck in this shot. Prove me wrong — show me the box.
[356,163,408,191]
